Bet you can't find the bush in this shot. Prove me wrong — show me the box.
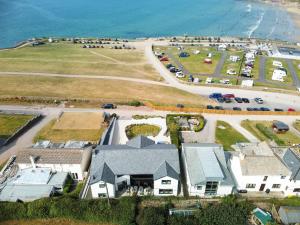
[128,100,144,107]
[27,198,52,218]
[63,175,74,193]
[140,207,166,225]
[0,201,28,221]
[194,118,205,132]
[125,124,161,139]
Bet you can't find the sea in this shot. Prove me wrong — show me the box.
[0,0,299,48]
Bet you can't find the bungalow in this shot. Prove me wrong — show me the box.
[181,143,234,197]
[228,142,291,194]
[88,136,180,198]
[0,167,68,202]
[16,144,92,181]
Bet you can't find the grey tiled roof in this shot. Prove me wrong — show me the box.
[90,136,180,184]
[154,161,179,180]
[282,149,300,181]
[279,206,300,224]
[91,163,115,184]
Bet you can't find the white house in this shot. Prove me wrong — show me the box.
[16,146,92,181]
[229,55,240,62]
[273,148,300,196]
[88,136,180,198]
[228,142,291,194]
[182,143,234,197]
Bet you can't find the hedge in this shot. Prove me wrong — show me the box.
[0,196,137,225]
[255,123,285,145]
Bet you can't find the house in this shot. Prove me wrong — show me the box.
[181,143,234,197]
[272,121,289,133]
[0,167,68,202]
[278,206,300,225]
[88,136,180,198]
[228,142,291,194]
[16,144,92,181]
[273,148,300,196]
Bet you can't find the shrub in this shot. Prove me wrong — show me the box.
[125,124,161,139]
[128,100,144,107]
[140,207,166,225]
[63,175,74,193]
[194,118,205,132]
[256,123,285,145]
[0,201,28,221]
[27,198,52,218]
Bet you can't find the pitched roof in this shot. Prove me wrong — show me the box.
[90,136,179,184]
[16,148,90,165]
[126,135,155,148]
[182,143,234,186]
[154,161,179,180]
[91,163,115,184]
[279,206,300,224]
[281,149,300,181]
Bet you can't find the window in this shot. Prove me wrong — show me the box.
[281,176,286,179]
[205,181,218,195]
[263,176,268,181]
[71,173,78,180]
[196,185,202,190]
[99,183,106,188]
[159,189,173,194]
[98,193,107,198]
[293,188,300,192]
[272,184,281,189]
[246,184,256,188]
[161,180,171,185]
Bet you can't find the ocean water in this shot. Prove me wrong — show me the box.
[0,0,298,48]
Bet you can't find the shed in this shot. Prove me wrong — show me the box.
[278,206,300,225]
[272,121,289,133]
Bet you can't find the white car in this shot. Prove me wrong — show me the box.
[254,97,264,104]
[227,69,237,75]
[176,72,185,78]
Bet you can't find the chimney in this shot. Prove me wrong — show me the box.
[29,155,36,169]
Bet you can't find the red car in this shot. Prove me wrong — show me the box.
[223,94,235,99]
[288,108,296,112]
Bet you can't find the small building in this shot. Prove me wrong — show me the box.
[272,121,289,133]
[182,143,234,197]
[228,142,291,194]
[88,136,180,198]
[0,167,68,202]
[16,145,92,181]
[230,55,240,62]
[278,206,300,225]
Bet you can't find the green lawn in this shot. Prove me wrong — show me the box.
[241,120,300,146]
[220,51,244,76]
[162,46,222,74]
[294,120,300,132]
[0,42,159,80]
[250,56,260,80]
[265,58,293,84]
[125,124,161,139]
[215,121,249,151]
[0,114,34,139]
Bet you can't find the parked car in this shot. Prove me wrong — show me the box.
[101,103,116,109]
[166,63,174,69]
[223,94,235,99]
[227,69,237,75]
[274,108,284,112]
[259,107,270,111]
[272,121,289,133]
[246,107,253,111]
[254,98,264,104]
[234,97,243,103]
[206,105,214,109]
[233,107,242,111]
[241,72,252,78]
[242,98,250,103]
[209,93,223,99]
[217,97,225,103]
[288,108,296,112]
[224,98,232,103]
[176,71,185,78]
[214,106,224,110]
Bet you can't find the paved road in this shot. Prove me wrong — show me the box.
[214,52,227,77]
[286,59,300,87]
[258,56,266,83]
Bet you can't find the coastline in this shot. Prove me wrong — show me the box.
[261,0,300,40]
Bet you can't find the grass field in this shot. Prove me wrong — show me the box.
[294,120,300,132]
[0,219,115,225]
[241,120,300,146]
[215,121,249,151]
[292,60,300,80]
[34,112,105,142]
[0,42,160,81]
[0,114,34,139]
[220,51,243,76]
[125,124,161,139]
[0,75,210,107]
[158,46,222,74]
[265,58,293,84]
